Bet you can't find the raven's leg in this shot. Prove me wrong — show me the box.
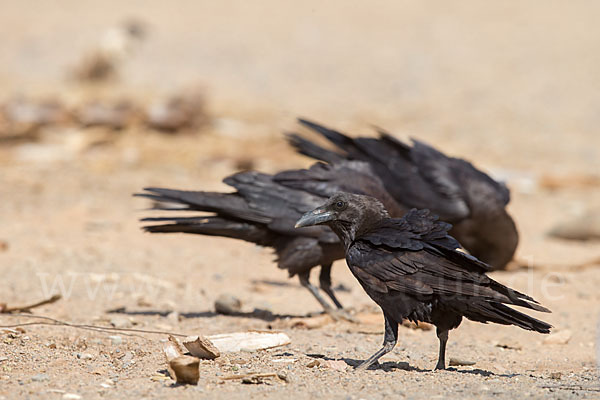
[298,270,334,313]
[355,313,398,371]
[318,263,343,309]
[434,328,449,370]
[299,270,355,322]
[319,264,359,322]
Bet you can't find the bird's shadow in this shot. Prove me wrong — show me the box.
[339,357,519,377]
[449,368,519,378]
[341,357,428,372]
[106,306,306,322]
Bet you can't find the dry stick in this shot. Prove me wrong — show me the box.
[222,372,279,381]
[0,294,62,313]
[539,385,600,392]
[0,314,188,338]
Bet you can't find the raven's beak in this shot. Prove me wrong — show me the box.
[295,208,335,228]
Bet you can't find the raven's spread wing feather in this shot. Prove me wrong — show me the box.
[274,161,406,217]
[294,119,512,218]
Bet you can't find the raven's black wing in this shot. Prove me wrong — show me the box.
[274,161,406,217]
[347,210,547,312]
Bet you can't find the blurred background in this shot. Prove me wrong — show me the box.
[0,1,599,396]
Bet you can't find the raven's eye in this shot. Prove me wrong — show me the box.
[334,201,346,210]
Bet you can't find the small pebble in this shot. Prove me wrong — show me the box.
[449,358,476,366]
[543,330,572,345]
[215,294,242,315]
[550,372,562,380]
[110,316,132,329]
[109,336,122,346]
[31,373,49,382]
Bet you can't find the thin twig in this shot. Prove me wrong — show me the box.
[0,314,188,338]
[0,294,62,313]
[539,384,600,392]
[222,372,278,381]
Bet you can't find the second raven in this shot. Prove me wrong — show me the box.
[289,119,519,270]
[136,161,403,319]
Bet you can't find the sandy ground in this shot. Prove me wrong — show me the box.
[1,1,600,399]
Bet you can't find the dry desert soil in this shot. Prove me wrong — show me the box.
[1,1,599,399]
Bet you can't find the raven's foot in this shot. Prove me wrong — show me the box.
[434,362,446,371]
[354,360,380,371]
[325,308,358,323]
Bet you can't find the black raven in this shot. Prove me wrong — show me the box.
[288,119,518,270]
[295,192,551,370]
[136,162,404,319]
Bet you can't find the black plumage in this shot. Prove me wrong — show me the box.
[135,161,403,318]
[288,118,518,270]
[295,192,551,370]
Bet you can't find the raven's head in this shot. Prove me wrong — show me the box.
[295,192,389,247]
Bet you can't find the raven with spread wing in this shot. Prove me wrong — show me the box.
[136,162,404,319]
[288,119,518,270]
[296,192,550,370]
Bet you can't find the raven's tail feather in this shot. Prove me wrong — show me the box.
[285,133,345,164]
[134,188,270,224]
[141,216,274,246]
[459,300,552,333]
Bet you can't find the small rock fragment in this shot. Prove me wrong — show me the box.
[77,353,94,360]
[71,20,146,82]
[548,210,600,241]
[145,89,206,133]
[449,358,476,366]
[322,359,348,371]
[550,372,562,380]
[182,335,220,359]
[277,372,289,383]
[100,379,114,388]
[242,376,266,384]
[31,373,49,382]
[109,316,132,328]
[306,359,320,368]
[75,100,134,130]
[271,358,296,364]
[62,394,82,400]
[168,356,200,385]
[150,374,170,382]
[121,351,134,367]
[0,240,8,252]
[167,311,181,324]
[136,297,152,307]
[163,337,184,362]
[543,330,571,345]
[495,338,522,350]
[108,335,122,346]
[214,294,242,315]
